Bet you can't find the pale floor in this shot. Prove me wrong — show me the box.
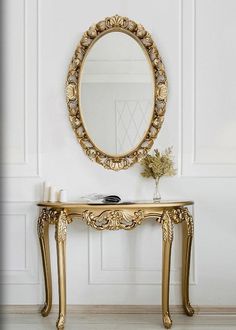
[1,313,236,330]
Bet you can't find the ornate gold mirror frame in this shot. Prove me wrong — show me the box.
[66,15,168,171]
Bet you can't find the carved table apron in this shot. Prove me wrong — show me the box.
[37,201,194,329]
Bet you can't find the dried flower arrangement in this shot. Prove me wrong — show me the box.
[140,147,177,201]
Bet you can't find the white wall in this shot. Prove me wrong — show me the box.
[1,0,236,307]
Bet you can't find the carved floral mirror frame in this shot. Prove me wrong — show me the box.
[66,15,168,171]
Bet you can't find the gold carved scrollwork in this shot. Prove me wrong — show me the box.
[162,211,174,243]
[66,15,168,170]
[55,210,68,243]
[37,208,49,239]
[183,208,194,237]
[82,209,144,230]
[38,208,73,241]
[37,208,60,238]
[161,207,194,242]
[167,207,194,237]
[166,207,186,224]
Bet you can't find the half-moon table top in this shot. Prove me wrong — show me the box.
[37,200,193,210]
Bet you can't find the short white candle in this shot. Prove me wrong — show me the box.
[43,182,51,202]
[59,190,67,202]
[49,186,57,202]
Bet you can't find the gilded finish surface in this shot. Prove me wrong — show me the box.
[37,202,194,329]
[37,208,49,239]
[56,313,65,329]
[37,208,54,317]
[163,312,172,329]
[182,209,195,319]
[37,208,62,238]
[161,211,174,242]
[161,211,173,329]
[55,210,68,243]
[184,208,194,237]
[66,15,168,170]
[82,209,144,230]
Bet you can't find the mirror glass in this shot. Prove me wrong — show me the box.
[80,31,154,156]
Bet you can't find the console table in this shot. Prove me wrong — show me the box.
[37,201,194,329]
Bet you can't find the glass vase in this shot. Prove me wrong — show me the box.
[153,177,161,202]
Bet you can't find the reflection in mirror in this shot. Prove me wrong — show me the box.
[80,32,154,156]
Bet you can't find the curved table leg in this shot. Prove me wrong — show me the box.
[162,212,173,329]
[37,209,52,316]
[182,210,194,316]
[55,210,67,329]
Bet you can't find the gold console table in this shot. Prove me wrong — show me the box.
[37,201,194,329]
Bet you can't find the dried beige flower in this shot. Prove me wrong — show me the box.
[140,147,177,180]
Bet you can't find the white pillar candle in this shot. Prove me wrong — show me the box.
[59,190,67,202]
[49,186,57,202]
[43,182,51,202]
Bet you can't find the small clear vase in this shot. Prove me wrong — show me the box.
[153,177,161,202]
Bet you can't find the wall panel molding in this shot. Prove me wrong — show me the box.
[182,0,236,176]
[0,203,39,284]
[88,225,195,285]
[1,0,39,178]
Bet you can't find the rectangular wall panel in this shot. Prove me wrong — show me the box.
[182,0,236,176]
[88,223,195,285]
[1,215,27,271]
[1,0,39,177]
[0,203,39,284]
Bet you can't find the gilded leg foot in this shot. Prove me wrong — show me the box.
[184,302,194,316]
[163,312,172,329]
[56,313,65,329]
[41,302,51,317]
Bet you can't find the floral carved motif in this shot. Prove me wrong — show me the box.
[168,207,194,237]
[82,209,144,230]
[66,15,168,170]
[37,208,72,240]
[161,207,194,241]
[55,210,68,243]
[182,208,194,237]
[37,208,60,238]
[162,211,174,242]
[37,208,49,239]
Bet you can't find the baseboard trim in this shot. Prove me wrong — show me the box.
[1,305,236,315]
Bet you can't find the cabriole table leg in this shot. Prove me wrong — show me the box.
[37,209,52,316]
[161,212,173,329]
[182,210,194,316]
[55,210,67,329]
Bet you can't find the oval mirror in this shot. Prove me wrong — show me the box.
[66,15,168,170]
[80,31,154,156]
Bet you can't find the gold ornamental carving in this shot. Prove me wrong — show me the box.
[161,207,194,242]
[167,207,194,237]
[56,313,65,329]
[38,208,73,241]
[163,312,172,329]
[55,210,68,243]
[82,209,144,230]
[37,208,61,238]
[166,207,186,224]
[37,208,49,239]
[183,208,194,237]
[66,15,168,171]
[162,211,174,242]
